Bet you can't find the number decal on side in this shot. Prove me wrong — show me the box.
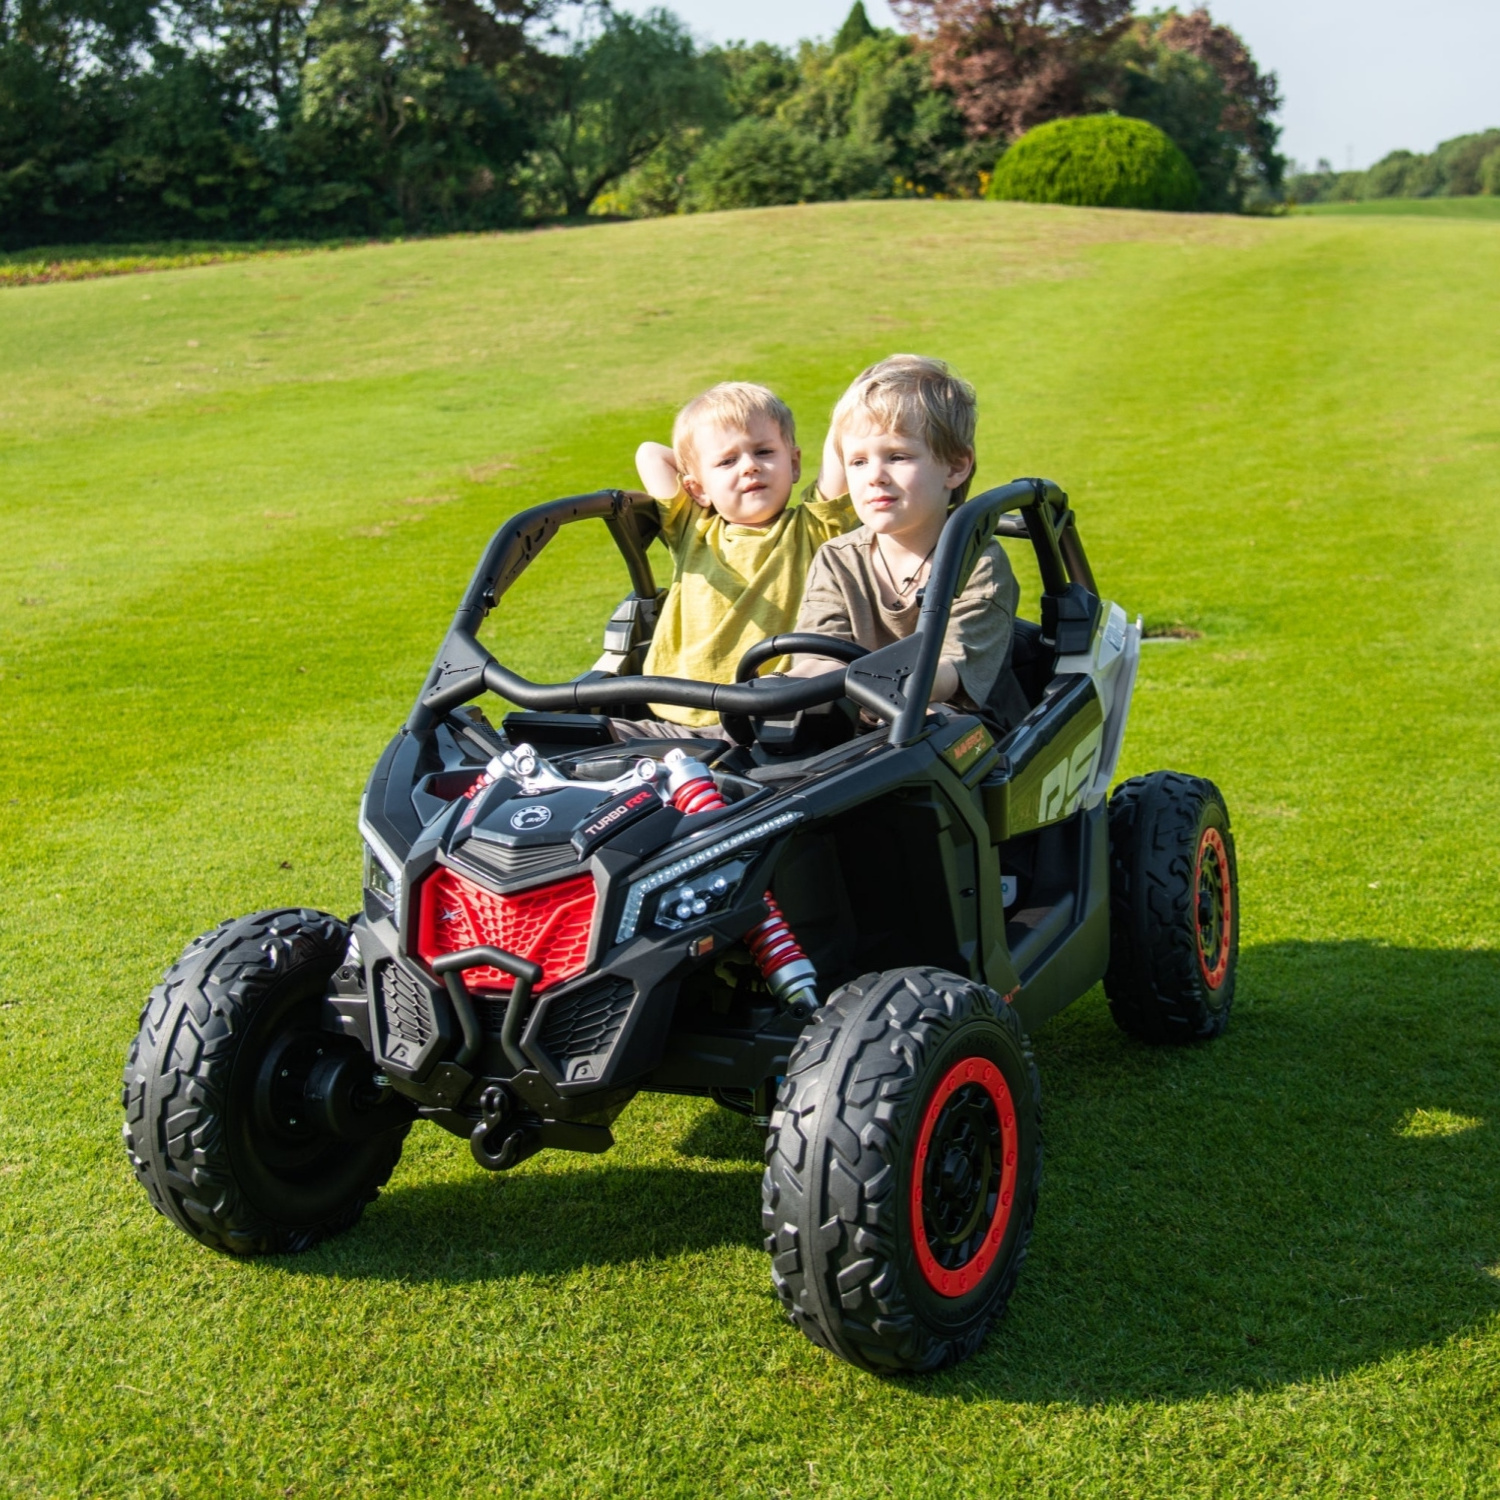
[1037,725,1103,824]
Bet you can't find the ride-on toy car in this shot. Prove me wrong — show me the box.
[122,478,1238,1373]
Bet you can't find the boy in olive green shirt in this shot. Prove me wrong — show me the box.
[614,382,855,739]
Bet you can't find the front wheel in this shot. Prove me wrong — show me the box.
[762,967,1042,1374]
[121,909,411,1255]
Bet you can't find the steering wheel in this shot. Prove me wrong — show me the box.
[721,633,870,748]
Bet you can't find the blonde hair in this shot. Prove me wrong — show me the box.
[831,354,978,503]
[672,382,797,476]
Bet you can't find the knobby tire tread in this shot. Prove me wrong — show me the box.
[121,908,407,1256]
[1104,771,1237,1044]
[762,966,1042,1374]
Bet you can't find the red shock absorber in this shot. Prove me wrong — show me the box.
[663,749,729,817]
[663,751,820,1015]
[670,772,727,817]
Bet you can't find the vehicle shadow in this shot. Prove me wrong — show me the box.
[286,940,1500,1401]
[673,1104,767,1164]
[291,1156,763,1285]
[922,940,1500,1402]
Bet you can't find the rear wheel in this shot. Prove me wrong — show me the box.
[762,967,1042,1374]
[121,909,411,1255]
[1104,771,1238,1044]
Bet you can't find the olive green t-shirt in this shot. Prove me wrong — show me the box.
[793,526,1024,722]
[642,485,857,726]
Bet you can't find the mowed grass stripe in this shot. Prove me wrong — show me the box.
[2,202,1499,1497]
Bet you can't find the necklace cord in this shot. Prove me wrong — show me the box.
[875,538,938,602]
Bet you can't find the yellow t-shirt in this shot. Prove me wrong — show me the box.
[642,485,857,726]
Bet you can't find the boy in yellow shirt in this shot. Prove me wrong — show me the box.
[614,381,855,739]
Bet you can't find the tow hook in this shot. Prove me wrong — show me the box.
[469,1086,614,1170]
[469,1083,540,1171]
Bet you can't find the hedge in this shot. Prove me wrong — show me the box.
[987,114,1200,211]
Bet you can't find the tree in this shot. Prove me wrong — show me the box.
[1137,7,1280,200]
[427,0,555,70]
[833,1,876,53]
[529,6,722,217]
[1107,29,1231,202]
[1287,129,1500,205]
[609,12,980,217]
[0,0,157,238]
[298,0,532,230]
[893,0,1131,142]
[778,29,970,194]
[712,39,799,121]
[684,114,885,210]
[167,0,315,127]
[1106,10,1281,209]
[894,1,1281,208]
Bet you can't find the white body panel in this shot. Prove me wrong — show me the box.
[1052,601,1141,809]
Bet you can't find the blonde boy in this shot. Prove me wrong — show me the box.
[791,355,1030,731]
[621,381,855,738]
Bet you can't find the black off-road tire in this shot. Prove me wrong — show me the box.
[762,967,1042,1374]
[1104,771,1238,1045]
[121,908,410,1255]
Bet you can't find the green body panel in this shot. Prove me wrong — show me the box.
[981,682,1105,843]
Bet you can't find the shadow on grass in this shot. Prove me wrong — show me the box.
[281,1093,768,1284]
[674,1106,767,1164]
[285,941,1500,1399]
[294,1159,763,1284]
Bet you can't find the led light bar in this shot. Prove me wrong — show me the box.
[615,810,803,944]
[358,809,405,910]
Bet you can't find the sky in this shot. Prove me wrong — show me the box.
[617,0,1500,171]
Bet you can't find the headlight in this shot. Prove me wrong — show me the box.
[614,810,802,944]
[654,859,750,931]
[358,812,404,909]
[363,843,398,906]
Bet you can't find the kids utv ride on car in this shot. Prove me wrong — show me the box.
[122,479,1238,1374]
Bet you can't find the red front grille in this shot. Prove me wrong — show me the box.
[417,867,597,992]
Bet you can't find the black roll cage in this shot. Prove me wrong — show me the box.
[408,479,1095,748]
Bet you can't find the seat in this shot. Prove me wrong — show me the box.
[1009,619,1054,709]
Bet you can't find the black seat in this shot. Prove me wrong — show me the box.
[1009,619,1054,709]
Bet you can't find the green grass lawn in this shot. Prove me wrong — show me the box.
[3,200,1499,1498]
[1297,195,1500,218]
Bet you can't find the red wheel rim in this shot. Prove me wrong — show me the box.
[910,1056,1018,1298]
[1194,825,1233,990]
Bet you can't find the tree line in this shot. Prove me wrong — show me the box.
[1288,130,1500,206]
[0,0,1284,246]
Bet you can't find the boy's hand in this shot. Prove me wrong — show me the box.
[814,429,847,501]
[635,441,696,503]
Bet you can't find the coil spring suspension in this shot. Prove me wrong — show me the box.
[670,774,726,818]
[664,750,819,1016]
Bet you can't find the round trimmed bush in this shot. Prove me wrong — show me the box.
[986,115,1200,212]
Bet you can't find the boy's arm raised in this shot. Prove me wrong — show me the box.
[812,428,847,501]
[635,441,688,502]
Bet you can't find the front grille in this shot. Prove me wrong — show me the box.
[417,867,597,993]
[376,961,436,1049]
[538,978,636,1073]
[461,837,581,886]
[474,997,509,1036]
